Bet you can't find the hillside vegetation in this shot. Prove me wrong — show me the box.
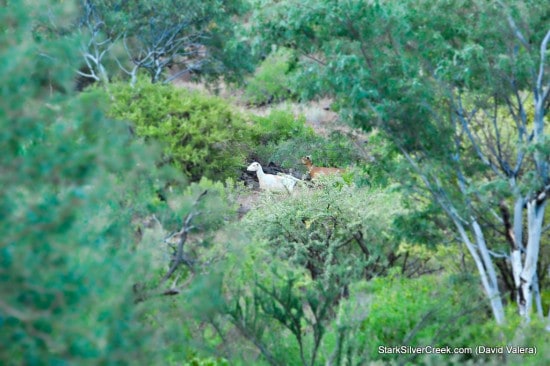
[2,1,549,365]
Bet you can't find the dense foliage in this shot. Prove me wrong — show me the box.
[242,184,406,284]
[251,0,550,327]
[3,0,550,365]
[0,2,165,363]
[105,79,253,181]
[244,47,298,105]
[102,80,318,181]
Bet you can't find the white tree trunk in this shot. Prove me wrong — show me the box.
[518,200,547,320]
[533,273,544,317]
[509,195,524,311]
[452,216,505,324]
[472,219,505,324]
[398,149,507,324]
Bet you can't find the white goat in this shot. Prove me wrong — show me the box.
[247,162,298,193]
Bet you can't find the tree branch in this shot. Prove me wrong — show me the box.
[536,30,550,103]
[496,0,531,51]
[160,190,208,285]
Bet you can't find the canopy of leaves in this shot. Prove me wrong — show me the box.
[4,1,550,365]
[250,0,550,331]
[250,0,549,154]
[77,0,253,83]
[0,2,173,363]
[242,183,407,286]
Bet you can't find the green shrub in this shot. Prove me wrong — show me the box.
[214,184,409,365]
[105,79,253,182]
[96,79,337,183]
[245,47,297,105]
[250,109,314,145]
[256,130,364,174]
[242,184,405,285]
[361,274,485,361]
[184,357,230,366]
[453,307,550,366]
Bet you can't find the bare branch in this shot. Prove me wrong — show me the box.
[455,93,504,178]
[76,69,99,81]
[160,190,208,285]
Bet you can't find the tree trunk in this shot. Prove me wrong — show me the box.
[452,215,505,324]
[518,200,547,320]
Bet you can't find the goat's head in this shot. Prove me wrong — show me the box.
[301,156,313,165]
[247,162,262,172]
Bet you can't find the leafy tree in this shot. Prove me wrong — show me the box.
[192,182,493,365]
[0,1,177,363]
[242,183,407,284]
[211,183,434,365]
[76,0,252,84]
[252,0,550,325]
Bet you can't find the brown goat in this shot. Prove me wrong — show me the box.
[301,156,345,179]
